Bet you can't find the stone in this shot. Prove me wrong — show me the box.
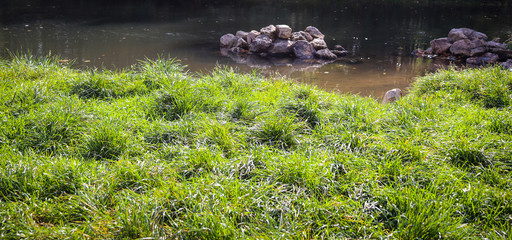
[250,35,273,53]
[501,59,512,70]
[382,88,402,104]
[246,30,260,45]
[304,26,325,39]
[490,48,512,60]
[276,25,292,39]
[449,39,486,57]
[310,38,328,50]
[260,25,277,39]
[236,31,249,41]
[293,40,316,59]
[331,50,348,57]
[314,49,337,60]
[269,39,294,55]
[220,34,238,48]
[485,41,508,49]
[430,37,452,55]
[236,38,249,49]
[333,45,346,51]
[466,52,499,66]
[448,28,488,42]
[291,31,313,41]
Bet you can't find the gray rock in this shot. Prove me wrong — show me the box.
[220,34,238,48]
[382,88,402,104]
[260,25,277,39]
[331,50,348,57]
[466,52,499,66]
[485,41,508,49]
[291,31,313,41]
[236,31,249,41]
[449,39,486,57]
[269,39,294,55]
[501,59,512,70]
[333,45,346,51]
[448,28,488,42]
[430,37,452,55]
[304,26,325,39]
[293,40,316,59]
[490,48,512,60]
[250,35,273,53]
[310,38,328,50]
[314,49,337,60]
[236,38,249,49]
[276,25,292,39]
[247,30,260,45]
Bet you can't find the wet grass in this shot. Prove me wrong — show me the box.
[1,56,511,239]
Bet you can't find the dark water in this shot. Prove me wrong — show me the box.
[1,0,511,96]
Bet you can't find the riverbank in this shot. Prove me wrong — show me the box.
[1,56,511,238]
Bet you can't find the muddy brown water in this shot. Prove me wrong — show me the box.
[1,0,511,97]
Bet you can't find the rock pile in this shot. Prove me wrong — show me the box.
[412,28,512,69]
[220,25,348,62]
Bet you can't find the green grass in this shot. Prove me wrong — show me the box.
[1,56,511,239]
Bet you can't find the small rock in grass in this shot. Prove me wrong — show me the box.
[382,88,402,104]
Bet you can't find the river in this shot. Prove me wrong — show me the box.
[1,0,511,96]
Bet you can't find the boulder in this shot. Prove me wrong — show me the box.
[260,25,277,39]
[314,49,337,60]
[382,88,402,104]
[236,31,249,41]
[291,31,313,41]
[293,40,316,59]
[466,52,499,66]
[310,38,328,50]
[448,28,488,42]
[269,39,294,55]
[276,25,292,39]
[449,39,486,57]
[430,37,452,55]
[304,26,325,39]
[220,34,238,48]
[246,30,261,45]
[250,35,273,53]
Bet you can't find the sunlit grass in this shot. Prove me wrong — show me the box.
[0,56,511,239]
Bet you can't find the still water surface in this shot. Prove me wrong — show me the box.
[1,1,511,96]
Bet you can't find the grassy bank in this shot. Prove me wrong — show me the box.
[0,56,511,239]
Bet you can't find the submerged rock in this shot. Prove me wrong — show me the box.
[315,49,337,60]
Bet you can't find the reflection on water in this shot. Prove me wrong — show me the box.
[1,0,511,96]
